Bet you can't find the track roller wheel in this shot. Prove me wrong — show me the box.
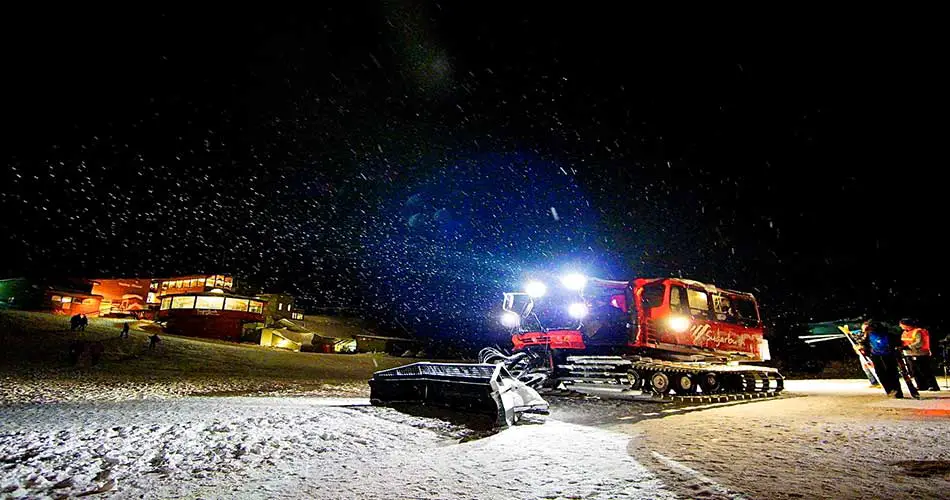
[650,372,671,394]
[672,373,697,394]
[698,372,721,394]
[625,369,642,390]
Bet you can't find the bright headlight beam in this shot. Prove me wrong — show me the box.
[668,315,691,333]
[525,280,547,298]
[567,302,588,319]
[501,311,521,328]
[560,273,587,291]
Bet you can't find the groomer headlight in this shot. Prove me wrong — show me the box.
[560,273,588,291]
[501,311,521,328]
[567,302,589,319]
[525,280,547,298]
[668,315,691,333]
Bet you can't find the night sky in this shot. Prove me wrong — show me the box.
[2,6,944,346]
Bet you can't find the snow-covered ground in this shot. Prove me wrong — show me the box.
[621,379,950,499]
[2,379,948,499]
[0,372,369,405]
[0,397,672,499]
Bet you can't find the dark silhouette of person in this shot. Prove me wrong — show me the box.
[148,333,161,349]
[859,320,905,398]
[70,314,81,332]
[78,314,88,331]
[121,322,131,339]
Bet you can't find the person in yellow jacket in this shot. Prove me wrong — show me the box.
[900,318,941,391]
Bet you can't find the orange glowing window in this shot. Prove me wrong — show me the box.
[195,295,224,310]
[224,298,249,312]
[171,296,196,309]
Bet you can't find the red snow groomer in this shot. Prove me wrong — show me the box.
[490,274,783,396]
[370,274,783,425]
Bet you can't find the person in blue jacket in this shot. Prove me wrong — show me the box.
[859,320,904,398]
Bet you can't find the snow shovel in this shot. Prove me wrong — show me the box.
[369,362,549,426]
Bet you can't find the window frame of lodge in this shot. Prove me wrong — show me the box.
[224,297,249,312]
[156,275,235,295]
[195,295,225,310]
[171,295,196,309]
[159,294,263,313]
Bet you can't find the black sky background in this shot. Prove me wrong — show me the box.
[2,5,945,346]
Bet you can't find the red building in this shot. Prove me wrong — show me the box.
[47,290,102,317]
[157,291,265,341]
[90,278,150,316]
[0,277,103,316]
[91,274,235,316]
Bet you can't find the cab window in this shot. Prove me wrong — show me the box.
[686,288,710,319]
[640,283,666,311]
[669,285,689,315]
[733,297,760,326]
[712,294,738,324]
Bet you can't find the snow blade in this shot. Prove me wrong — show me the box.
[369,362,549,426]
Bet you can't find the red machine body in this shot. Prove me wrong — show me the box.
[510,277,768,363]
[369,276,780,418]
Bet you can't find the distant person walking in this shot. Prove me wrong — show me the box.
[900,318,941,391]
[69,314,81,332]
[121,322,131,339]
[78,314,88,332]
[148,333,161,350]
[860,320,905,398]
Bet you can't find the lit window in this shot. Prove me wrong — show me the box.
[669,286,689,315]
[195,295,225,310]
[51,295,62,302]
[176,280,184,288]
[205,277,214,286]
[161,298,172,310]
[224,298,249,312]
[171,296,196,309]
[61,296,73,303]
[286,304,292,311]
[146,292,157,304]
[248,301,264,314]
[687,289,710,319]
[278,303,283,311]
[162,281,169,290]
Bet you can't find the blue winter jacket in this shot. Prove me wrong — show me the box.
[865,329,895,356]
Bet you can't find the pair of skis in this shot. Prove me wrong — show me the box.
[895,355,921,399]
[836,325,879,386]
